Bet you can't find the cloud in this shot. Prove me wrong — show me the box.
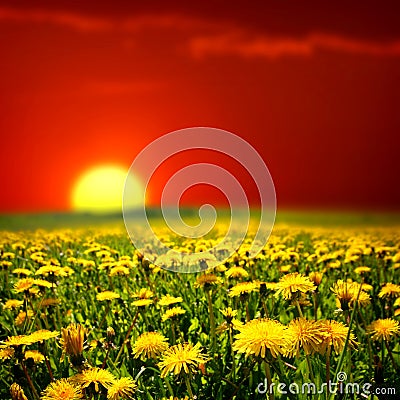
[1,6,400,58]
[0,6,112,32]
[190,32,400,59]
[0,6,216,33]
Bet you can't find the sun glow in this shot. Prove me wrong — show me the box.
[72,165,144,213]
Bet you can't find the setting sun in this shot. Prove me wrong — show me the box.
[71,165,144,213]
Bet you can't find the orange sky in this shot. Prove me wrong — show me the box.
[1,1,400,212]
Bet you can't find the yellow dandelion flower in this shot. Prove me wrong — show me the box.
[330,280,370,310]
[275,273,316,300]
[228,281,259,297]
[225,266,249,279]
[132,331,169,360]
[279,265,292,273]
[220,307,238,322]
[394,298,400,308]
[232,319,244,330]
[12,268,32,276]
[286,318,327,357]
[318,320,357,355]
[35,264,67,277]
[162,306,186,322]
[109,265,130,276]
[14,278,35,293]
[41,298,61,307]
[15,310,33,327]
[354,266,371,275]
[71,367,116,392]
[378,283,400,299]
[28,329,59,343]
[3,299,24,309]
[33,278,53,288]
[158,294,183,307]
[2,252,15,260]
[132,298,153,307]
[0,347,15,360]
[194,273,223,289]
[41,378,83,400]
[107,377,137,400]
[158,343,208,378]
[10,383,28,400]
[133,288,153,299]
[96,291,120,302]
[367,318,400,341]
[3,335,32,347]
[24,350,45,363]
[233,318,289,358]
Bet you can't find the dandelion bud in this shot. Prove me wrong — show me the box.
[60,323,86,368]
[106,327,115,340]
[10,383,28,400]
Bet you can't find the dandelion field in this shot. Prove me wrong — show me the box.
[1,214,400,399]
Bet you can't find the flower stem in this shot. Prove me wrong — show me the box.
[263,361,275,400]
[206,289,216,354]
[115,309,139,365]
[384,339,398,370]
[185,374,194,399]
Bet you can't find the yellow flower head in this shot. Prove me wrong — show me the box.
[162,306,186,322]
[41,378,83,400]
[24,350,45,363]
[107,377,137,400]
[14,278,35,293]
[194,273,223,289]
[132,298,153,307]
[228,281,259,298]
[378,283,400,299]
[12,268,33,276]
[330,280,370,310]
[96,290,120,302]
[28,329,59,343]
[225,266,249,279]
[158,294,183,307]
[318,320,357,355]
[275,273,316,300]
[4,299,24,310]
[220,307,238,322]
[286,318,327,358]
[71,367,116,392]
[132,331,169,360]
[35,264,67,277]
[367,318,400,341]
[354,266,371,275]
[109,265,130,276]
[158,343,208,378]
[0,347,15,360]
[3,335,32,347]
[233,318,289,358]
[15,311,33,327]
[133,288,154,299]
[33,278,53,288]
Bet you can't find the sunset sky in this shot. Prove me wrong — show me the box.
[1,1,400,212]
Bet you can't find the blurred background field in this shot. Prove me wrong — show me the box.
[1,210,400,231]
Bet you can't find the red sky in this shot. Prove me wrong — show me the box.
[1,1,400,212]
